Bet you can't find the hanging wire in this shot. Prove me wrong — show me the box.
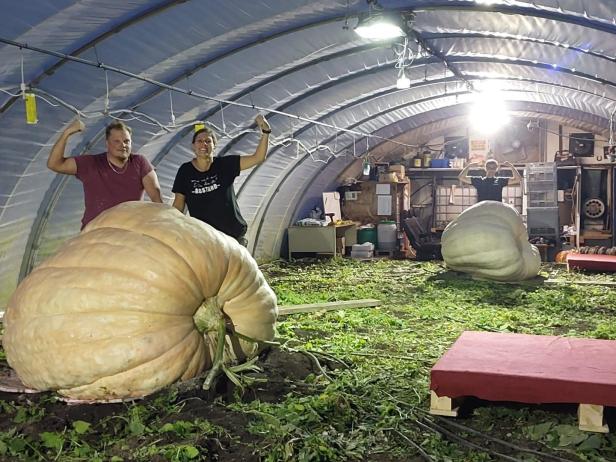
[169,91,176,127]
[219,101,226,133]
[19,47,26,98]
[0,37,420,151]
[0,87,22,97]
[103,70,110,115]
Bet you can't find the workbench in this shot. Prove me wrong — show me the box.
[287,223,357,258]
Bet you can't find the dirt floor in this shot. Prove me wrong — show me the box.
[0,348,320,462]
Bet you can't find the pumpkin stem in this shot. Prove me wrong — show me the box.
[196,297,265,391]
[193,297,222,334]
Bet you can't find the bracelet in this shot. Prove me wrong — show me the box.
[261,129,272,134]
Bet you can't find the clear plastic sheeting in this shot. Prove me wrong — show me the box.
[2,0,616,307]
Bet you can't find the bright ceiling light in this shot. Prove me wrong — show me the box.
[469,90,510,134]
[355,13,405,40]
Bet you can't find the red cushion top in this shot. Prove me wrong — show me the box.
[431,331,616,406]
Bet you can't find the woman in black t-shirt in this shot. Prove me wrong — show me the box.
[172,115,271,246]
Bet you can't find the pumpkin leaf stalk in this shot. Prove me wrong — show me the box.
[202,313,227,390]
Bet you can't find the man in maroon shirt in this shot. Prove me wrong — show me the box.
[47,119,163,229]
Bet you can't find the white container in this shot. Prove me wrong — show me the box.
[377,221,397,251]
[352,242,374,252]
[351,250,373,259]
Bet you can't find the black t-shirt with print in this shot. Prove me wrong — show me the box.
[172,156,247,238]
[471,176,509,202]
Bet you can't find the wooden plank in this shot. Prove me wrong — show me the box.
[545,279,616,288]
[0,300,386,320]
[278,298,381,316]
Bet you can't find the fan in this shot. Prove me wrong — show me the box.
[569,133,594,157]
[583,198,605,219]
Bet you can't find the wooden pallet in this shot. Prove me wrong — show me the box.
[430,332,616,434]
[429,391,609,433]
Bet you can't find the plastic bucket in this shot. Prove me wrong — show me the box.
[377,221,397,251]
[357,226,377,246]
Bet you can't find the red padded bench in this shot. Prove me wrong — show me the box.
[430,331,616,432]
[567,253,616,272]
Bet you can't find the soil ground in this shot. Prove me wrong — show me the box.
[0,348,319,462]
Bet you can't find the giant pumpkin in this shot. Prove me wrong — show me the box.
[441,201,541,281]
[3,202,277,401]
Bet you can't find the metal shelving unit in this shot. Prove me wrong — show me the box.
[525,162,560,244]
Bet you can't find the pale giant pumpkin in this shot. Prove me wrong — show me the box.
[441,201,541,281]
[3,202,277,400]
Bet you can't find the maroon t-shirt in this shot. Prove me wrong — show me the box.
[75,153,153,229]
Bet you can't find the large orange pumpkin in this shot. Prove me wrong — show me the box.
[3,202,277,401]
[554,250,571,264]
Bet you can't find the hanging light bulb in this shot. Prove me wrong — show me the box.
[396,69,410,89]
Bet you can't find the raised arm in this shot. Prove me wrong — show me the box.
[47,119,84,175]
[502,161,522,185]
[239,114,271,171]
[458,161,481,185]
[142,170,163,203]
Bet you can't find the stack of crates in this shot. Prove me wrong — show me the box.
[525,162,559,242]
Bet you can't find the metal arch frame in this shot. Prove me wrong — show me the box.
[4,0,616,124]
[347,105,610,165]
[12,2,616,161]
[248,87,610,256]
[252,96,608,260]
[271,99,611,259]
[15,43,398,281]
[14,1,616,276]
[3,0,616,119]
[419,31,616,65]
[44,0,616,116]
[148,42,388,165]
[17,48,616,277]
[230,59,616,195]
[409,1,616,36]
[243,76,465,253]
[239,66,616,218]
[0,0,188,115]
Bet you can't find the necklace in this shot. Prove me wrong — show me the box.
[107,157,129,174]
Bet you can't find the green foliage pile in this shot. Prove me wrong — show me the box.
[1,259,615,461]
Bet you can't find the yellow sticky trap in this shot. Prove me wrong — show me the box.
[24,93,38,125]
[194,123,205,132]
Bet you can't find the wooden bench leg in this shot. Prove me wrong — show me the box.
[429,391,459,417]
[578,404,609,433]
